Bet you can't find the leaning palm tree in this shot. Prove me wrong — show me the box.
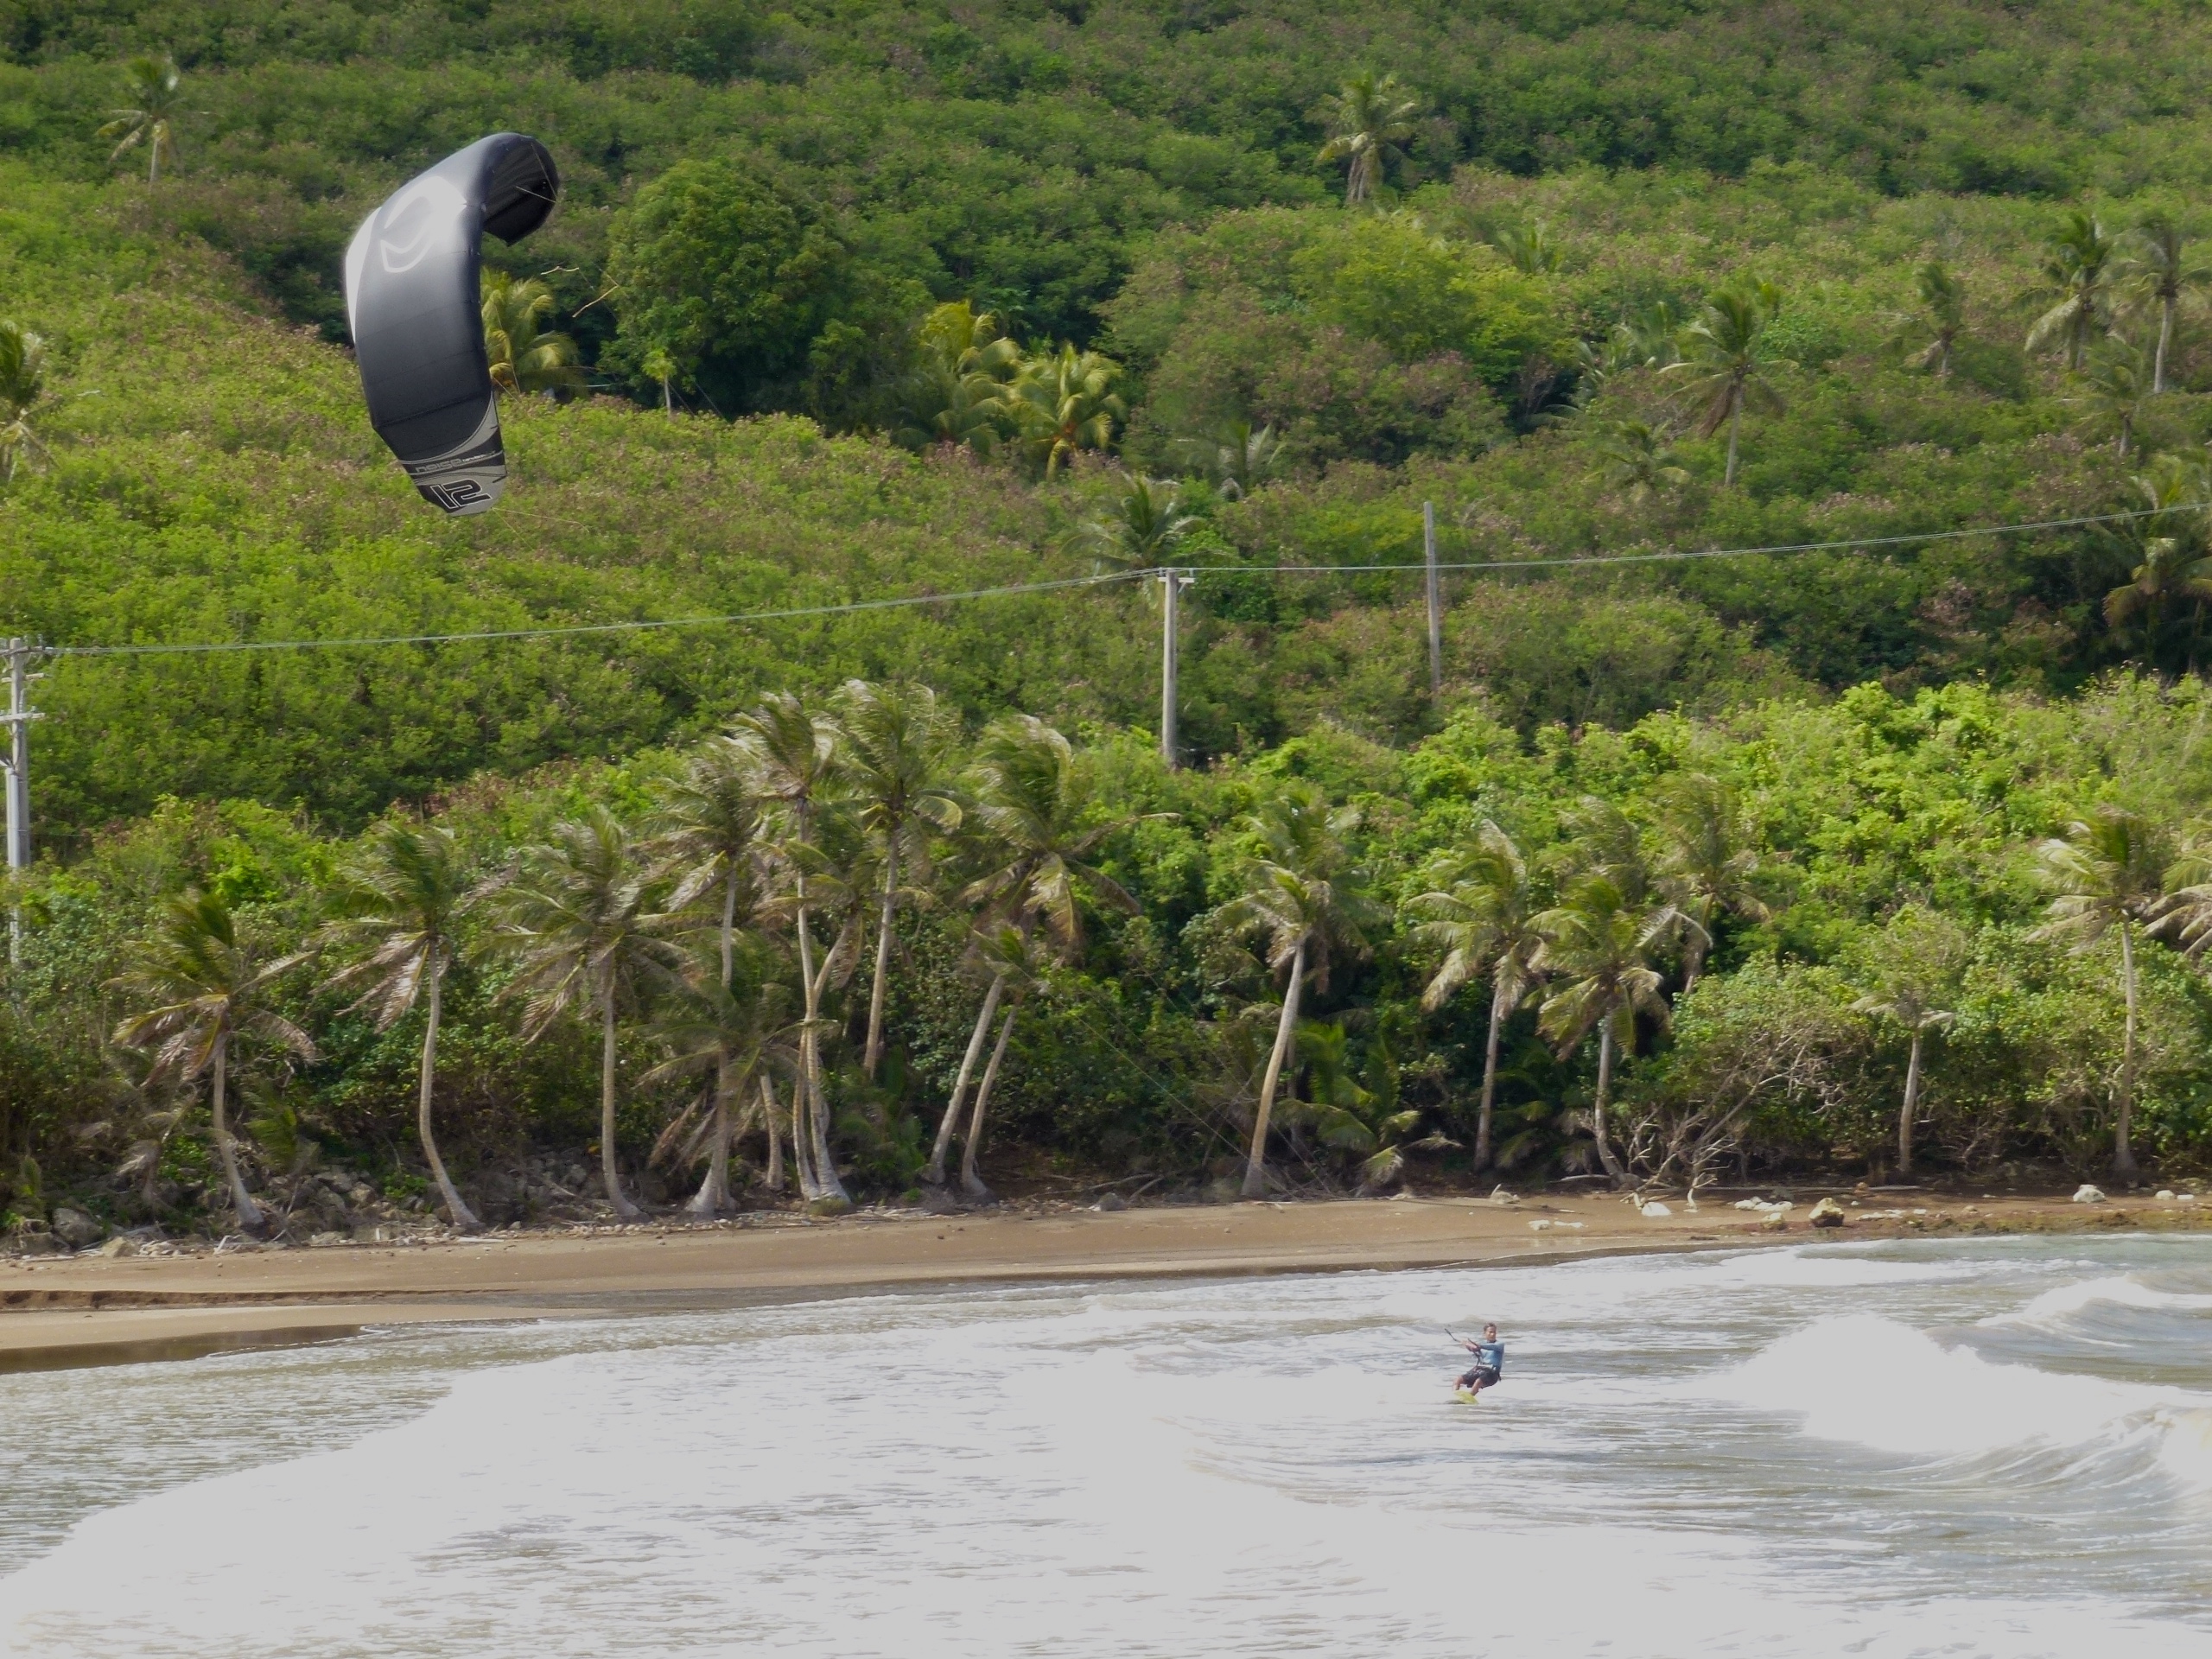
[1065,474,1194,570]
[1667,279,1786,487]
[1650,772,1768,989]
[2025,210,2117,372]
[1898,260,1967,378]
[1220,784,1385,1197]
[1315,70,1422,206]
[2115,213,2209,393]
[1848,905,1967,1179]
[835,679,963,1077]
[317,823,484,1231]
[1407,820,1542,1171]
[2067,334,2153,458]
[1007,345,1125,476]
[482,270,587,399]
[731,694,851,1206]
[925,715,1147,1186]
[111,890,315,1236]
[98,55,184,184]
[2031,804,2176,1178]
[648,736,766,992]
[0,320,47,484]
[493,808,675,1220]
[952,922,1056,1199]
[1531,873,1675,1188]
[644,950,800,1216]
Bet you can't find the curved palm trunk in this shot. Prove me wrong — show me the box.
[863,842,899,1076]
[926,974,1004,1185]
[1590,1018,1628,1188]
[1475,974,1508,1171]
[688,1074,736,1217]
[2115,918,2140,1178]
[209,1031,264,1235]
[418,971,482,1231]
[1897,1027,1924,1179]
[2157,296,2176,394]
[600,988,644,1220]
[960,1005,1018,1198]
[1723,391,1744,488]
[792,897,849,1206]
[1243,938,1307,1198]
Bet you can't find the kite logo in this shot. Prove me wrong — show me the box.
[419,478,491,513]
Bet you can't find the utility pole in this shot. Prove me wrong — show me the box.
[1,639,40,966]
[1160,568,1193,769]
[1423,500,1443,698]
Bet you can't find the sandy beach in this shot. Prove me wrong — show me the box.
[3,1187,2202,1370]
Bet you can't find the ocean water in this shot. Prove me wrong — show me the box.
[3,1234,2211,1657]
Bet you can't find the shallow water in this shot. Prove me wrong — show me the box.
[3,1235,2211,1656]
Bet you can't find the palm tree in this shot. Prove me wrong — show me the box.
[1489,219,1563,275]
[924,715,1145,1186]
[2025,210,2117,371]
[1588,418,1689,503]
[952,922,1055,1198]
[1204,420,1284,499]
[1849,905,1967,1179]
[317,823,484,1231]
[641,346,680,417]
[1315,71,1422,206]
[644,950,799,1215]
[98,55,184,184]
[1650,772,1768,988]
[899,300,1020,454]
[482,271,586,399]
[1220,784,1384,1197]
[0,321,47,484]
[111,890,315,1236]
[1066,474,1194,570]
[1668,280,1786,488]
[1007,345,1125,476]
[835,679,963,1077]
[731,694,851,1207]
[2115,213,2208,393]
[1531,874,1675,1187]
[650,736,766,993]
[2107,452,2212,661]
[1900,260,1967,378]
[2068,334,2153,458]
[1407,820,1542,1171]
[2031,804,2177,1178]
[493,807,675,1220]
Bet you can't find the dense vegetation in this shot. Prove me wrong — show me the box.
[10,0,2212,1230]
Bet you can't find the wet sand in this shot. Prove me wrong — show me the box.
[3,1188,2200,1369]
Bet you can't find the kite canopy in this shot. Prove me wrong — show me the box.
[344,133,559,516]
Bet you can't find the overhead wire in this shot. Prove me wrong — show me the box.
[29,503,2178,660]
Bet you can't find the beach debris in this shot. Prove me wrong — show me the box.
[1733,1198,1795,1214]
[1638,1200,1672,1217]
[1091,1192,1128,1213]
[1490,1185,1520,1205]
[2158,1190,2177,1201]
[1761,1211,1788,1231]
[1808,1198,1846,1228]
[2072,1185,2107,1205]
[92,1236,137,1257]
[1529,1219,1553,1232]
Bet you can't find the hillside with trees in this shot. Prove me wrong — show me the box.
[7,0,2212,1237]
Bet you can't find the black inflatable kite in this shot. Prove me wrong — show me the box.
[344,134,560,516]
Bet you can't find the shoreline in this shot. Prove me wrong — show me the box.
[4,1188,2204,1371]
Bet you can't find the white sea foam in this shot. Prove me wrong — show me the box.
[1983,1274,2212,1329]
[5,1243,2212,1656]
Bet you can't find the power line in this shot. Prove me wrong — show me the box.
[27,503,2171,661]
